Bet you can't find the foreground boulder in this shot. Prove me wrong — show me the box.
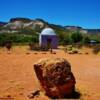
[34,58,76,98]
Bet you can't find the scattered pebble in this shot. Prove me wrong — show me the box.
[28,90,40,99]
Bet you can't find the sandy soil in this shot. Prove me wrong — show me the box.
[0,46,100,100]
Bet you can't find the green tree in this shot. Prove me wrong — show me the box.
[90,34,100,43]
[0,33,39,46]
[83,36,90,44]
[70,31,83,43]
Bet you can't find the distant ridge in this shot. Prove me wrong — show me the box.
[0,22,7,26]
[86,29,100,34]
[0,17,100,34]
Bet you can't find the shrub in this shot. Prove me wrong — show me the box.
[29,42,40,51]
[82,36,90,44]
[70,31,83,43]
[72,49,78,54]
[0,33,39,46]
[92,44,100,54]
[4,40,12,51]
[67,45,73,51]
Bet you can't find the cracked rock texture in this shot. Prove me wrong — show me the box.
[34,58,76,98]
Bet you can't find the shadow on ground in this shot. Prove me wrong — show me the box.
[48,91,81,99]
[28,90,81,99]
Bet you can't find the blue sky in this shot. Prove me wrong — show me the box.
[0,0,100,29]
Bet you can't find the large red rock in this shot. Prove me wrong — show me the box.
[34,58,76,98]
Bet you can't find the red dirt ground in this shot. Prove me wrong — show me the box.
[0,46,100,100]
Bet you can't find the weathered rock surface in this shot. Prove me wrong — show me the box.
[34,58,76,98]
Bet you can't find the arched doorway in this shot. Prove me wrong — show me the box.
[47,38,52,52]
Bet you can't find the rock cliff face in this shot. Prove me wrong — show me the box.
[3,18,46,30]
[34,58,76,98]
[0,18,48,34]
[0,17,100,34]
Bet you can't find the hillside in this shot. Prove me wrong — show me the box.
[0,17,100,34]
[0,18,47,34]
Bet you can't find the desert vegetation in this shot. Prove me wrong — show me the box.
[0,18,100,50]
[0,22,100,100]
[0,30,100,48]
[0,33,38,46]
[0,31,100,55]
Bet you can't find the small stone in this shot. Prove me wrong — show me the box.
[28,90,40,99]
